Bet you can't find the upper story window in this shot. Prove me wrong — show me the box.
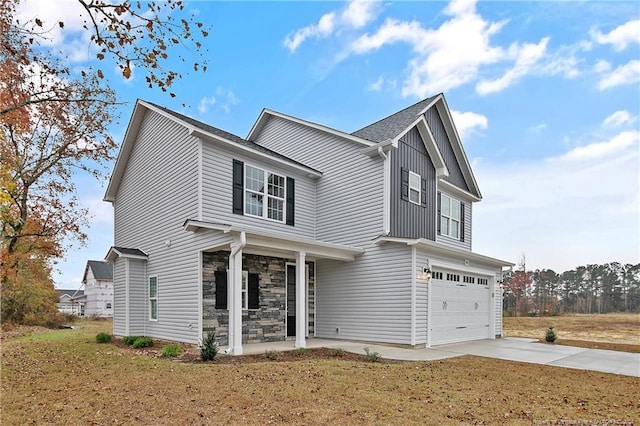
[439,193,461,239]
[401,168,426,207]
[408,171,421,205]
[233,160,295,226]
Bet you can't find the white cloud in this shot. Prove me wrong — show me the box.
[284,0,381,52]
[450,110,488,140]
[473,130,639,271]
[198,96,216,115]
[528,123,547,133]
[368,75,384,91]
[602,110,636,129]
[590,19,640,51]
[593,59,612,73]
[84,197,113,225]
[597,59,640,90]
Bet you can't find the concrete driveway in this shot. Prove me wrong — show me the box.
[238,337,640,377]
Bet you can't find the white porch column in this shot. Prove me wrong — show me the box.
[295,251,307,348]
[229,232,246,355]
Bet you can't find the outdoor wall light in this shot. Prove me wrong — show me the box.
[422,267,432,280]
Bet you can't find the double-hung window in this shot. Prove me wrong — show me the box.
[149,276,158,321]
[408,171,421,205]
[245,165,285,222]
[440,194,461,239]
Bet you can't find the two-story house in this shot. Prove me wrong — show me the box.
[104,94,512,354]
[77,260,114,317]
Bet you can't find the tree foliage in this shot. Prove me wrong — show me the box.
[0,0,209,325]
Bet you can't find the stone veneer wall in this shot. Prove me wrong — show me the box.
[202,251,315,346]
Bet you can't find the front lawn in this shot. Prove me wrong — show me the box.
[2,319,638,425]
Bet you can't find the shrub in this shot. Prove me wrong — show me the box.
[292,347,309,357]
[96,332,112,343]
[132,337,154,348]
[199,329,219,361]
[122,336,140,345]
[264,349,280,361]
[161,344,183,358]
[364,347,382,362]
[329,348,345,357]
[545,325,557,343]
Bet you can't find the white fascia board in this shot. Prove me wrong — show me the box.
[105,247,149,263]
[360,138,398,157]
[184,219,363,261]
[188,128,322,179]
[374,236,513,267]
[416,94,441,117]
[247,109,376,148]
[438,179,481,202]
[434,98,482,199]
[415,118,449,178]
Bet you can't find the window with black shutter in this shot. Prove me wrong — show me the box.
[232,160,244,215]
[286,177,295,226]
[214,270,227,309]
[401,168,409,201]
[248,273,260,309]
[460,202,465,242]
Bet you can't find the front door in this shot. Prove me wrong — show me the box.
[286,265,296,337]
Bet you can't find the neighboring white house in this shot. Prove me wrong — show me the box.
[56,289,84,316]
[104,94,513,354]
[76,260,114,317]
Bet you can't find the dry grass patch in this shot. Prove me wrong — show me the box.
[504,313,640,352]
[2,320,639,425]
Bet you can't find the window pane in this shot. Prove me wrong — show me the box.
[441,195,450,216]
[451,199,461,220]
[268,173,285,198]
[409,172,420,187]
[409,188,419,203]
[149,278,157,297]
[268,197,283,221]
[150,300,157,320]
[451,220,459,238]
[441,217,449,235]
[246,166,264,192]
[245,193,263,216]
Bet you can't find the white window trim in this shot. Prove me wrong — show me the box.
[149,276,158,321]
[440,193,461,239]
[241,270,248,310]
[408,170,421,205]
[244,164,286,223]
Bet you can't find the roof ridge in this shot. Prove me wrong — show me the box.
[351,96,436,135]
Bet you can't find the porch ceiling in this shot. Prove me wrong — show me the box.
[184,219,364,262]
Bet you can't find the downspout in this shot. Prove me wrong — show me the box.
[378,146,391,235]
[229,231,246,355]
[230,231,246,257]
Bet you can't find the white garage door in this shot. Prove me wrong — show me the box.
[430,270,491,346]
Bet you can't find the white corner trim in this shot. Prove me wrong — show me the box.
[410,245,417,346]
[438,179,481,202]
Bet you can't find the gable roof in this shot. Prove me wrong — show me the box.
[104,100,321,203]
[351,95,439,142]
[105,246,149,262]
[57,289,84,299]
[82,260,113,283]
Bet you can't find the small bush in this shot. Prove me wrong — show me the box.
[264,349,280,361]
[329,348,345,357]
[161,344,183,358]
[199,329,219,361]
[545,325,557,343]
[122,336,140,345]
[364,347,382,362]
[96,332,112,343]
[132,337,154,348]
[293,347,309,357]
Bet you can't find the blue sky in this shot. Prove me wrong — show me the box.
[20,0,639,288]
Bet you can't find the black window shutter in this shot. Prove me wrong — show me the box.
[286,177,295,226]
[248,273,260,309]
[420,178,427,207]
[460,202,465,242]
[214,270,227,310]
[437,191,442,235]
[232,160,244,215]
[401,168,409,201]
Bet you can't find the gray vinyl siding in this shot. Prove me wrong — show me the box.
[424,107,469,192]
[415,250,431,345]
[495,286,503,336]
[253,116,383,246]
[437,190,472,251]
[113,258,126,336]
[128,259,147,335]
[200,142,316,238]
[113,109,202,344]
[315,243,413,345]
[390,128,437,240]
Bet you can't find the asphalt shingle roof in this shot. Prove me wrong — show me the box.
[87,260,113,280]
[57,289,84,298]
[351,95,438,143]
[146,102,320,174]
[112,247,148,257]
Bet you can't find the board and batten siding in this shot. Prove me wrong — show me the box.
[113,109,203,344]
[128,258,147,335]
[200,142,316,238]
[253,116,384,246]
[436,190,472,252]
[315,243,413,345]
[113,258,127,336]
[424,107,469,192]
[390,128,437,240]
